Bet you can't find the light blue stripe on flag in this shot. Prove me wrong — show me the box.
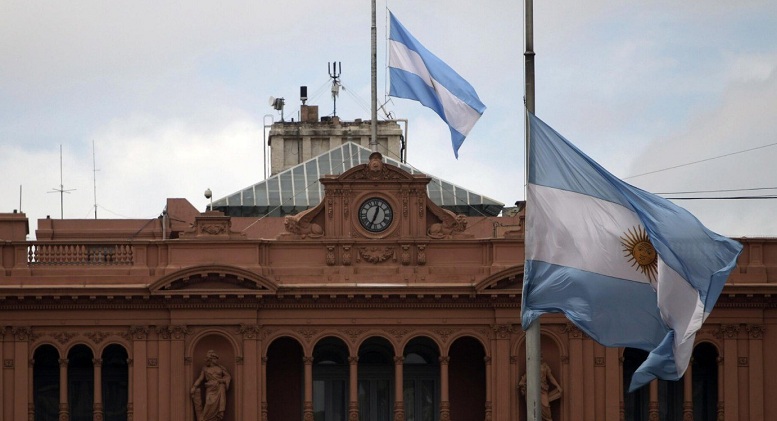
[388,12,485,158]
[522,113,743,391]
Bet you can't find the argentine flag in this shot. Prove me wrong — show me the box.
[521,113,743,391]
[388,12,486,158]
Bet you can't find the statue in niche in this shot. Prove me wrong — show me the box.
[519,360,562,421]
[190,350,231,421]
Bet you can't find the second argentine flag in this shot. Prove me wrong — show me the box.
[388,12,486,159]
[521,113,743,391]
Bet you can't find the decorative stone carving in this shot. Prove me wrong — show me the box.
[86,331,112,344]
[12,326,31,341]
[191,350,231,421]
[715,324,740,339]
[427,212,468,239]
[393,401,405,421]
[169,325,189,340]
[385,327,412,341]
[128,326,149,340]
[50,331,78,345]
[342,245,352,266]
[491,324,515,339]
[326,245,336,266]
[563,323,585,339]
[400,244,411,265]
[433,328,454,343]
[746,324,765,339]
[283,209,324,239]
[358,246,395,264]
[239,324,261,339]
[297,327,318,341]
[417,245,426,265]
[351,152,402,181]
[344,328,366,343]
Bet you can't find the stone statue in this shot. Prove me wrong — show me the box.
[191,350,231,421]
[519,360,562,421]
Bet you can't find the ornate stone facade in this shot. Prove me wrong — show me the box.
[0,158,775,421]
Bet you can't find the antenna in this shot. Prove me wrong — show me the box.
[300,86,308,105]
[92,140,100,219]
[328,61,342,116]
[48,145,76,219]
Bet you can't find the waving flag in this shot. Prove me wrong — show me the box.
[388,12,486,158]
[521,113,742,391]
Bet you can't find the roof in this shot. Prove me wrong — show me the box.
[211,142,504,217]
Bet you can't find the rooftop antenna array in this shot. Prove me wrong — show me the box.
[92,140,100,219]
[328,61,341,117]
[269,96,285,122]
[48,145,76,219]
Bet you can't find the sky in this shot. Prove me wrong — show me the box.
[1,1,776,239]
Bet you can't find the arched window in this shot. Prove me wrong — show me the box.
[102,344,128,421]
[623,348,649,421]
[692,343,718,421]
[33,345,60,421]
[313,337,349,421]
[358,337,394,421]
[404,337,440,421]
[68,345,94,421]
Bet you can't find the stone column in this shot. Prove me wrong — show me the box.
[565,324,585,418]
[349,356,359,421]
[720,324,740,420]
[93,358,103,421]
[127,358,134,421]
[59,358,69,421]
[261,356,268,421]
[747,324,765,420]
[240,325,261,421]
[483,355,492,421]
[683,360,693,421]
[393,355,404,421]
[28,358,34,421]
[439,355,450,421]
[129,326,149,421]
[717,356,724,421]
[303,356,314,421]
[648,380,659,421]
[12,327,31,421]
[169,326,188,421]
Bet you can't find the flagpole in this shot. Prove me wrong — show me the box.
[370,0,378,151]
[524,0,542,421]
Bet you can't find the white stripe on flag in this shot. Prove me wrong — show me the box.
[389,39,482,137]
[528,183,650,284]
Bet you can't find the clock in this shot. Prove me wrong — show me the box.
[358,197,394,232]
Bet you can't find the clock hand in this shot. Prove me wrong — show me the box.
[370,207,380,224]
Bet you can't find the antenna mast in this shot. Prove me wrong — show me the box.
[48,145,76,219]
[92,140,99,219]
[328,61,341,117]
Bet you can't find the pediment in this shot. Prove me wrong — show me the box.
[150,265,277,293]
[475,265,524,292]
[336,152,420,183]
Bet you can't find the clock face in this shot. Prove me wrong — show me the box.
[358,198,394,233]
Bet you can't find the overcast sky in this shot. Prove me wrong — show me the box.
[2,1,775,239]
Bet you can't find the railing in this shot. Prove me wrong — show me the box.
[28,244,134,265]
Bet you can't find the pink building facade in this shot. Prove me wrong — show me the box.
[0,155,775,421]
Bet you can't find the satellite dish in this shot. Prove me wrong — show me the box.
[269,96,284,111]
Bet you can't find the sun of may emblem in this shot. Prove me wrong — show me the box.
[620,225,658,282]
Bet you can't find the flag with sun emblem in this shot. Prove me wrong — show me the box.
[521,113,743,391]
